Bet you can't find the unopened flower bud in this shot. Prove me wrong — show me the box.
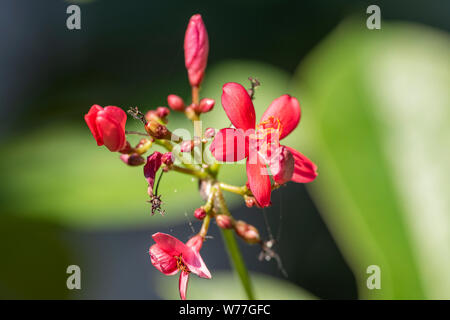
[161,152,173,166]
[234,220,260,244]
[270,146,294,185]
[184,14,209,87]
[186,234,203,252]
[120,153,145,166]
[145,120,171,139]
[167,94,186,111]
[180,140,194,152]
[134,139,153,154]
[156,106,170,121]
[198,98,215,113]
[144,110,158,122]
[216,215,233,229]
[119,141,133,154]
[204,127,216,139]
[185,105,197,120]
[244,195,256,208]
[194,207,206,220]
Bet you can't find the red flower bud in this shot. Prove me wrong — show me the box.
[270,146,295,185]
[120,153,145,166]
[156,106,170,120]
[119,141,133,154]
[198,98,215,113]
[161,152,173,166]
[185,234,204,252]
[234,220,260,244]
[216,215,233,229]
[167,94,186,111]
[84,105,127,152]
[194,207,206,220]
[244,195,256,208]
[180,140,194,152]
[145,120,170,139]
[184,14,209,87]
[204,127,216,139]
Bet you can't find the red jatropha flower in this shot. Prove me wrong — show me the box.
[184,14,209,87]
[85,105,127,152]
[149,233,211,300]
[210,82,318,207]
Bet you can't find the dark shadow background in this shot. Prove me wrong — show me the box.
[0,0,448,299]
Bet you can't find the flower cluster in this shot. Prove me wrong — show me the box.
[84,14,317,300]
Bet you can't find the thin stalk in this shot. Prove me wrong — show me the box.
[221,229,255,300]
[171,165,209,179]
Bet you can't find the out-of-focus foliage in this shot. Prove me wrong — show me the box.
[0,214,70,299]
[292,20,450,299]
[157,271,316,300]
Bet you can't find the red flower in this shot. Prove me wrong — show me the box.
[84,105,127,152]
[149,233,211,300]
[184,14,209,87]
[210,83,318,207]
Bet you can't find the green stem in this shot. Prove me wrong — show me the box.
[171,165,209,179]
[221,229,255,300]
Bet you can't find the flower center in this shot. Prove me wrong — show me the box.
[175,255,191,273]
[255,117,282,161]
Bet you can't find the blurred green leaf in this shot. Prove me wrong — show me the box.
[0,214,71,299]
[292,20,450,299]
[157,271,316,300]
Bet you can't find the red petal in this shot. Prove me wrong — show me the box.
[260,95,301,140]
[149,244,179,276]
[184,14,209,87]
[222,83,256,131]
[269,146,295,185]
[209,128,249,162]
[152,232,211,279]
[152,232,186,257]
[246,156,271,207]
[84,105,104,146]
[179,271,190,300]
[285,146,318,183]
[144,152,163,198]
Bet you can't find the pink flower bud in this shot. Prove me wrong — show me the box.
[180,140,194,152]
[167,94,186,111]
[204,127,216,139]
[270,146,295,185]
[198,98,215,113]
[84,105,127,152]
[216,215,233,229]
[161,152,173,166]
[145,120,170,139]
[244,195,256,208]
[186,234,204,252]
[184,14,209,87]
[120,153,145,166]
[119,141,133,154]
[234,220,260,244]
[194,207,206,220]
